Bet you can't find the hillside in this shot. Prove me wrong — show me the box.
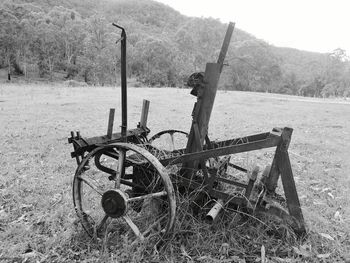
[1,0,349,97]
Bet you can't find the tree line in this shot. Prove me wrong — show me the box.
[1,0,349,97]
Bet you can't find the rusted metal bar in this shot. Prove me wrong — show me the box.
[120,27,127,142]
[176,175,246,206]
[155,130,278,162]
[161,135,281,166]
[211,131,276,148]
[216,176,247,188]
[69,127,149,158]
[227,163,248,173]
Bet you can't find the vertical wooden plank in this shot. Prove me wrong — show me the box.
[277,150,306,235]
[198,63,222,144]
[245,166,259,199]
[107,108,115,139]
[183,123,204,175]
[275,128,306,235]
[265,128,292,193]
[265,151,280,193]
[182,22,234,179]
[185,63,221,154]
[217,22,235,72]
[182,63,221,178]
[139,99,150,129]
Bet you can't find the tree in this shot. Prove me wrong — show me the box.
[280,72,298,95]
[132,37,178,86]
[0,8,20,80]
[81,16,117,85]
[321,48,349,97]
[34,22,62,78]
[0,2,46,78]
[298,76,324,97]
[226,40,282,93]
[43,6,86,78]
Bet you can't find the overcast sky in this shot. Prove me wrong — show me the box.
[155,0,349,55]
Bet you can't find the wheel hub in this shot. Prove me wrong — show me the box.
[101,189,128,218]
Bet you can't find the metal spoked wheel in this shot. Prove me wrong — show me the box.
[149,130,188,152]
[72,143,176,244]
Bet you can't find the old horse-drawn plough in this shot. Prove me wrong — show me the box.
[68,22,306,245]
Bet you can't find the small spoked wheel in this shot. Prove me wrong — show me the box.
[149,130,188,152]
[72,143,176,244]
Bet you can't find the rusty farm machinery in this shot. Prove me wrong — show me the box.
[68,22,306,245]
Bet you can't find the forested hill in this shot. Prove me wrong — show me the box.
[1,0,349,97]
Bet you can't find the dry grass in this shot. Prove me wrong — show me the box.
[0,83,350,262]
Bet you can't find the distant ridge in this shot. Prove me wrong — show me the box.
[1,0,349,96]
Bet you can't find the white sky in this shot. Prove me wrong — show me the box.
[155,0,350,55]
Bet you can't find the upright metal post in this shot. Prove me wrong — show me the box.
[113,23,127,186]
[113,23,127,142]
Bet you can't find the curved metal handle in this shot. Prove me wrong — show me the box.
[112,23,125,32]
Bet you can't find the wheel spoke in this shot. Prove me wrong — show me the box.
[96,214,109,233]
[142,214,167,236]
[123,215,144,240]
[77,175,103,196]
[170,133,175,151]
[128,191,167,202]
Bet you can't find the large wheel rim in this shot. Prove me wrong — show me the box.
[73,143,176,243]
[149,130,188,152]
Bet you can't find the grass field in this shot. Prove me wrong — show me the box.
[1,83,350,262]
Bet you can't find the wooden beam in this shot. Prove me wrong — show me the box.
[277,150,306,235]
[161,135,280,166]
[182,22,235,177]
[217,22,235,72]
[139,99,150,129]
[265,127,291,193]
[107,108,115,139]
